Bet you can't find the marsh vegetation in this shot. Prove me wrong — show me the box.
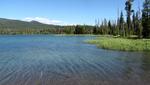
[86,37,150,51]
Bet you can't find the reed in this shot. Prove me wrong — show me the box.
[86,37,150,51]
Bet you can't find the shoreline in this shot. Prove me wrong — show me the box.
[0,34,111,37]
[85,37,150,52]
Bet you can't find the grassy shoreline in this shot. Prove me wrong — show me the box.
[0,34,112,37]
[85,37,150,51]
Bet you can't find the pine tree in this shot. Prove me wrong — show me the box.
[108,20,112,34]
[125,0,134,36]
[142,0,150,38]
[93,19,100,34]
[93,26,98,34]
[103,19,109,34]
[135,11,143,38]
[132,12,136,35]
[119,11,125,37]
[74,25,84,34]
[116,18,120,36]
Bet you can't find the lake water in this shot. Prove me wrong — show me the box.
[0,35,150,85]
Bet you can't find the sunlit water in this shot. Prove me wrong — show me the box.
[0,35,150,85]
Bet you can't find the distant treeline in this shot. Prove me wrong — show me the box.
[93,0,150,38]
[0,19,94,34]
[0,0,149,38]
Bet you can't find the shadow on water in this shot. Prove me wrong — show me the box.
[0,35,149,85]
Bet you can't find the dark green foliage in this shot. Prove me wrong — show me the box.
[63,26,75,34]
[73,25,93,34]
[0,18,63,34]
[119,11,125,37]
[74,25,84,34]
[90,0,149,39]
[135,11,143,38]
[108,20,113,34]
[93,26,98,34]
[0,18,94,35]
[142,0,150,38]
[132,12,136,34]
[92,0,147,39]
[125,0,134,35]
[115,18,120,36]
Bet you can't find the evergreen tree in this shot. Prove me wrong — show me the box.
[125,0,134,35]
[142,0,150,38]
[100,21,104,34]
[135,11,143,38]
[119,11,125,37]
[132,12,136,34]
[93,19,100,34]
[108,20,112,34]
[74,25,84,34]
[93,26,98,34]
[103,19,109,34]
[116,18,120,35]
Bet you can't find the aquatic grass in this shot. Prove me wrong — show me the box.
[85,37,150,51]
[53,34,112,37]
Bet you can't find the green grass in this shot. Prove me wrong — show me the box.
[85,37,150,51]
[54,34,112,37]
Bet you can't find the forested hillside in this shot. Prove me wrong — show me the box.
[0,18,94,34]
[0,18,63,34]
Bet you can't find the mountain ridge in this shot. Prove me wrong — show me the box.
[0,18,62,29]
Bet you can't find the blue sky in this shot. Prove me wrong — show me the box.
[0,0,144,25]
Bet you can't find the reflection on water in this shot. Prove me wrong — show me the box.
[141,53,150,81]
[0,35,150,85]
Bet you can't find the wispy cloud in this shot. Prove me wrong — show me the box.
[22,17,81,26]
[23,17,62,25]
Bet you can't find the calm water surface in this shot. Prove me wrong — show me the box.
[0,35,150,85]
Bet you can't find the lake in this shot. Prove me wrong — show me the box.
[0,35,150,85]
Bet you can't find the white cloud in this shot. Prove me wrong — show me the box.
[23,17,84,26]
[23,17,62,25]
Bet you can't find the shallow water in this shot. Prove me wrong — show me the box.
[0,35,150,85]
